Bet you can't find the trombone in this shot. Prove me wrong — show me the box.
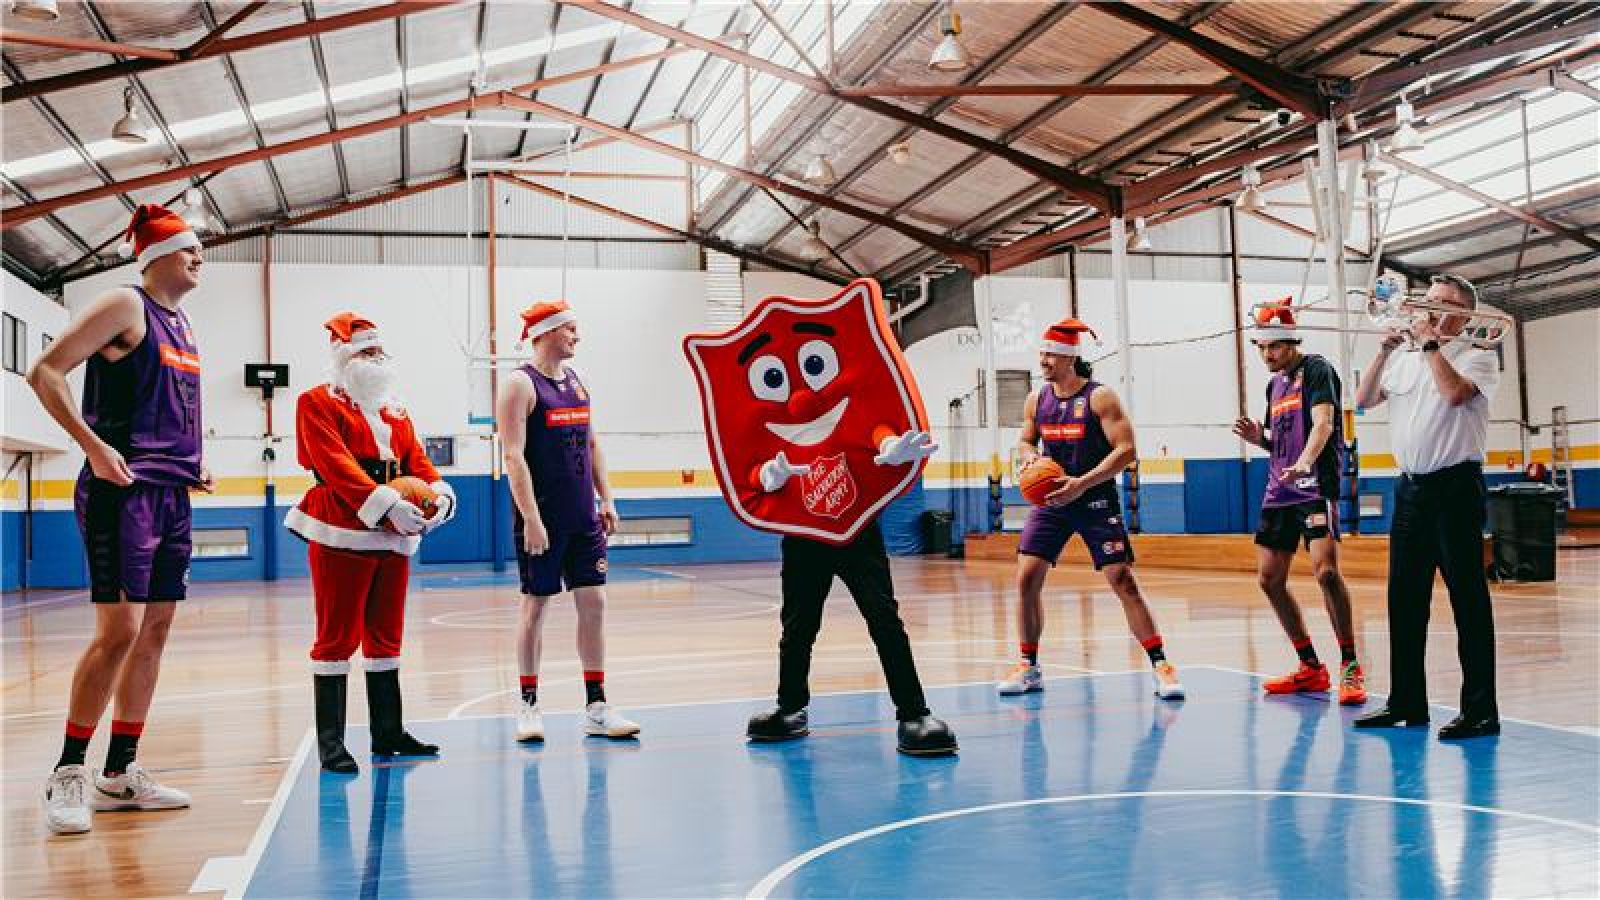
[1251,284,1514,349]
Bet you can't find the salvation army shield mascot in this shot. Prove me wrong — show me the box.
[684,278,956,755]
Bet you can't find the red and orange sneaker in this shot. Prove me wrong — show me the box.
[1263,662,1330,695]
[1337,661,1368,705]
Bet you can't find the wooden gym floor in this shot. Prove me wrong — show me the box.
[4,548,1597,898]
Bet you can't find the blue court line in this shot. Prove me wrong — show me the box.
[230,667,1600,899]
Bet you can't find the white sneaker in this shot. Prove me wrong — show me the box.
[582,702,641,738]
[1152,661,1186,701]
[43,765,92,835]
[91,763,191,811]
[996,663,1044,696]
[515,701,545,743]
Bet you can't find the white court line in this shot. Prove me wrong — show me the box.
[218,729,313,900]
[1195,664,1600,737]
[744,789,1600,899]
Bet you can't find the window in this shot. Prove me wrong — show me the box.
[41,333,52,354]
[1359,493,1385,519]
[976,369,1034,427]
[2,313,25,374]
[192,528,250,558]
[424,436,455,468]
[1002,504,1031,532]
[608,516,692,547]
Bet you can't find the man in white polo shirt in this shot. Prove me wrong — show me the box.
[1352,273,1501,740]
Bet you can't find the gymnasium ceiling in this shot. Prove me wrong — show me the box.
[2,1,1597,320]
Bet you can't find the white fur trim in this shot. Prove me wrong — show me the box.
[361,408,395,460]
[1040,340,1082,356]
[311,659,352,675]
[346,329,382,352]
[525,309,576,341]
[363,656,400,672]
[136,229,200,268]
[357,484,401,527]
[284,507,421,556]
[1251,325,1299,342]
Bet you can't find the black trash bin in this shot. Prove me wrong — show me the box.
[922,510,954,557]
[1487,483,1560,582]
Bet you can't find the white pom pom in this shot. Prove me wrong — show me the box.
[117,241,134,259]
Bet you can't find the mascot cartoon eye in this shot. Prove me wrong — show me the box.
[747,354,790,403]
[796,340,839,392]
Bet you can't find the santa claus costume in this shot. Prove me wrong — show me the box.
[284,313,456,773]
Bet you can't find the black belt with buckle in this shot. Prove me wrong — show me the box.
[314,459,400,485]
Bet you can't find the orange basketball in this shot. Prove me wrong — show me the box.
[386,475,438,531]
[1019,458,1065,506]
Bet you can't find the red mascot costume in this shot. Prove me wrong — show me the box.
[683,278,956,755]
[285,313,456,773]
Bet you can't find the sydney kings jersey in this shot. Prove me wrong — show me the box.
[1263,353,1344,507]
[1035,380,1117,506]
[81,287,202,486]
[518,364,598,531]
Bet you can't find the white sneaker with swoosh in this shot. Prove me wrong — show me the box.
[91,763,190,811]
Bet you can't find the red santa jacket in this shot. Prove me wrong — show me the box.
[283,384,452,556]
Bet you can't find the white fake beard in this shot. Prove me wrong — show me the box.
[337,357,403,413]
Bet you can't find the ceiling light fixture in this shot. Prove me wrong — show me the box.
[804,154,837,186]
[1235,164,1267,213]
[1388,98,1424,154]
[111,87,149,144]
[179,187,219,235]
[1362,140,1393,182]
[10,0,60,22]
[928,8,970,73]
[888,141,911,166]
[797,220,830,262]
[1127,216,1151,252]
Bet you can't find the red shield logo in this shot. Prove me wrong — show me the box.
[800,454,857,519]
[683,278,929,545]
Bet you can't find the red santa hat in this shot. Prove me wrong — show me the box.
[1039,318,1098,356]
[1250,298,1300,343]
[324,312,383,359]
[519,300,576,344]
[116,203,201,270]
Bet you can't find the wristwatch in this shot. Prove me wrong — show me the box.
[1421,339,1441,353]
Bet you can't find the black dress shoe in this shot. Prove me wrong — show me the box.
[371,731,440,757]
[1437,715,1500,740]
[747,707,809,742]
[897,715,958,756]
[1353,707,1430,728]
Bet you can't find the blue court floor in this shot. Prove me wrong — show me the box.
[233,667,1598,899]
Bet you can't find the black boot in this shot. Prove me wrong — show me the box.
[1437,714,1500,740]
[365,669,439,757]
[1353,706,1431,729]
[314,674,358,774]
[897,714,958,756]
[746,707,809,742]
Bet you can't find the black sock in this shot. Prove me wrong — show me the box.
[584,671,606,705]
[104,720,143,777]
[57,723,93,770]
[1293,639,1320,667]
[519,675,538,706]
[1340,644,1357,665]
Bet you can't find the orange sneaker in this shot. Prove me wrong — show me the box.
[1337,661,1368,705]
[1263,662,1330,695]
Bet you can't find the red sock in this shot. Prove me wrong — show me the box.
[519,675,539,705]
[583,671,606,705]
[1020,642,1039,666]
[1139,634,1166,665]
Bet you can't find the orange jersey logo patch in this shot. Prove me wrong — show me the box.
[1270,393,1302,418]
[545,407,591,427]
[159,345,200,374]
[1041,423,1085,441]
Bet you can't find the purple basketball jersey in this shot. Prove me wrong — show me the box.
[81,287,202,487]
[1035,380,1117,505]
[516,364,598,531]
[1262,354,1343,508]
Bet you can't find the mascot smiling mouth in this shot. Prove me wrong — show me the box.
[764,397,849,447]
